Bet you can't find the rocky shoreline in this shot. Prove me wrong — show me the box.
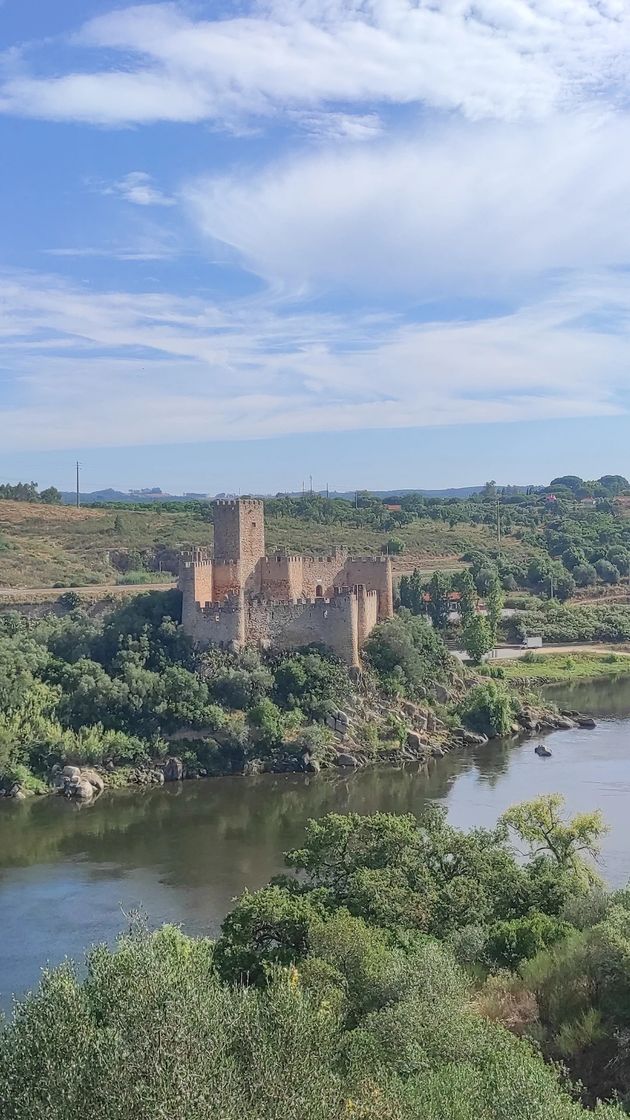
[0,696,596,803]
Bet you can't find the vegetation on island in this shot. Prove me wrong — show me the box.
[2,795,629,1118]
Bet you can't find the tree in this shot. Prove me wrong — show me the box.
[573,562,597,588]
[247,698,285,753]
[595,559,620,585]
[427,571,450,631]
[475,565,499,596]
[502,795,607,883]
[398,568,424,614]
[485,575,504,642]
[39,486,62,505]
[454,569,478,625]
[463,615,493,663]
[384,536,404,555]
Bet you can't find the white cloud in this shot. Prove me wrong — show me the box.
[0,0,629,127]
[0,269,628,452]
[103,171,174,206]
[185,112,630,299]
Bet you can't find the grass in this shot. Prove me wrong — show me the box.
[499,651,630,683]
[0,500,525,589]
[116,570,174,586]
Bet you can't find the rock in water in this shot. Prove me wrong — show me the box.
[163,757,184,782]
[334,753,360,768]
[81,769,105,794]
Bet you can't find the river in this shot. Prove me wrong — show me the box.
[1,676,630,1008]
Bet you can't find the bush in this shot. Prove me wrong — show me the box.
[364,614,453,697]
[485,912,571,969]
[458,681,517,738]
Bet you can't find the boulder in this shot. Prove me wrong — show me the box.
[306,758,321,774]
[578,717,596,729]
[68,778,94,801]
[334,753,360,768]
[163,757,184,782]
[432,746,445,759]
[81,769,105,794]
[62,765,81,782]
[555,716,576,730]
[433,684,450,704]
[406,730,425,750]
[426,712,437,733]
[243,758,264,776]
[8,784,26,801]
[463,731,488,746]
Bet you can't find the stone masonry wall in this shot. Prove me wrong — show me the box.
[183,593,245,648]
[343,557,393,620]
[212,559,242,599]
[356,587,379,645]
[213,499,264,594]
[259,554,304,600]
[246,594,360,666]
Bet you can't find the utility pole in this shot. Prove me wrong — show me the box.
[76,461,80,509]
[550,570,555,600]
[496,498,501,549]
[326,482,329,499]
[309,474,313,495]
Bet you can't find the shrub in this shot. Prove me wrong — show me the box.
[485,912,571,969]
[458,681,517,738]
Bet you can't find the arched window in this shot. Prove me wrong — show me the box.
[316,584,323,597]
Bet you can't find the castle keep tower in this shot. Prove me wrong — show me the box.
[213,498,265,594]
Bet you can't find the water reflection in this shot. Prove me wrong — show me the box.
[2,676,630,1006]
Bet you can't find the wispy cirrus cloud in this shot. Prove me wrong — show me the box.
[0,1,629,128]
[185,111,630,300]
[101,170,175,206]
[0,268,628,452]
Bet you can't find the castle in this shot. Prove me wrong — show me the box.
[179,498,393,666]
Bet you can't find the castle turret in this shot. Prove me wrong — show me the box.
[213,498,264,594]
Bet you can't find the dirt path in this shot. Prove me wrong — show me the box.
[0,581,176,599]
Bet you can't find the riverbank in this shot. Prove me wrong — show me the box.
[1,693,591,805]
[0,673,626,1011]
[497,650,630,684]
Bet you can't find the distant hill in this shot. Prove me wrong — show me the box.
[312,487,486,500]
[61,485,489,505]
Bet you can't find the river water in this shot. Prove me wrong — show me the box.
[1,676,630,1008]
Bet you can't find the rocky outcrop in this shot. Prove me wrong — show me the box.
[334,752,360,768]
[81,769,105,794]
[162,757,184,782]
[326,710,351,737]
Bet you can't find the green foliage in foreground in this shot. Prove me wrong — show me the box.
[0,798,625,1119]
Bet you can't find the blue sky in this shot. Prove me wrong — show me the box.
[1,0,630,494]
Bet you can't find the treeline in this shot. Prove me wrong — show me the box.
[1,797,627,1117]
[0,592,358,791]
[0,481,61,504]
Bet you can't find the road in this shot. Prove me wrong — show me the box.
[0,581,177,598]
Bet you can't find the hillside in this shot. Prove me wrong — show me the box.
[0,500,522,589]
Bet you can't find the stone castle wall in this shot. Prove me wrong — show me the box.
[185,592,360,665]
[344,557,393,620]
[183,593,246,649]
